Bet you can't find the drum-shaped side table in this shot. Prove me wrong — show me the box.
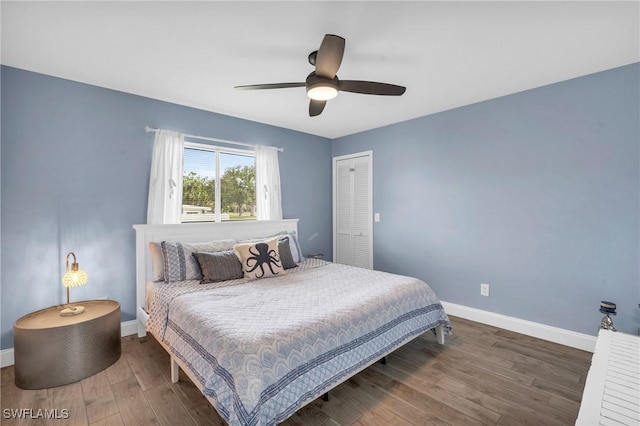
[14,300,121,389]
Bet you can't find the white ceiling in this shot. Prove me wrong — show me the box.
[2,1,638,139]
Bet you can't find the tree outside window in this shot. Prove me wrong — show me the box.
[182,146,256,222]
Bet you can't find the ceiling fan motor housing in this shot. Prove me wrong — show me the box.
[308,50,318,66]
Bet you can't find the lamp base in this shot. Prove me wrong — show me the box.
[599,313,617,332]
[60,306,85,316]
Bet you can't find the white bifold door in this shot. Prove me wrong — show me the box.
[333,151,373,269]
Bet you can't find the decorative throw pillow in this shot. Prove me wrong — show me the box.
[233,238,283,279]
[161,239,237,282]
[239,231,303,265]
[193,251,244,283]
[278,237,296,270]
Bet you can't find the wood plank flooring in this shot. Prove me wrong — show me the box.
[1,316,592,425]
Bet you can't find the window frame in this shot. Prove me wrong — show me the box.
[182,141,256,223]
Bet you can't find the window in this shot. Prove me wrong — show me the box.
[182,142,256,222]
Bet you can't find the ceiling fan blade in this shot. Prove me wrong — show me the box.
[339,80,406,96]
[315,34,345,79]
[235,82,305,90]
[309,99,326,117]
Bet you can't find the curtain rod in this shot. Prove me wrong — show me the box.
[144,126,284,152]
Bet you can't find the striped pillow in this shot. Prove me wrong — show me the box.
[161,239,236,282]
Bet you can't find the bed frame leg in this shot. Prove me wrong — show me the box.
[380,356,387,365]
[322,392,330,402]
[170,357,179,383]
[435,324,445,345]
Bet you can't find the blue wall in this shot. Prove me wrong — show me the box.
[2,63,638,350]
[333,63,640,336]
[0,66,332,349]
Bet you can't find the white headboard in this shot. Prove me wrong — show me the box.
[132,219,299,336]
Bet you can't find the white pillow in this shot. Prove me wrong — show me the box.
[286,231,304,264]
[149,242,165,282]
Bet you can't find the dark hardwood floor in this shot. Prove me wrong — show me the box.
[1,316,592,425]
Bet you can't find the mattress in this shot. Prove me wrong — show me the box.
[147,259,451,426]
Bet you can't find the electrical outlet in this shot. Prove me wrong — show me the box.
[480,283,490,297]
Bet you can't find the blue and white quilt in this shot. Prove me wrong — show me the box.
[147,259,450,426]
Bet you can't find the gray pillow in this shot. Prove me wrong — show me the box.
[193,250,244,283]
[278,237,296,270]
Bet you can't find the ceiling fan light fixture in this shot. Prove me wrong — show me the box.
[307,83,338,101]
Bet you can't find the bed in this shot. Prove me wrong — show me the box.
[133,219,451,425]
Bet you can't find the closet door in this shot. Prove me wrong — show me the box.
[333,151,372,269]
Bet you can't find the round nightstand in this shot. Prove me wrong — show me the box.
[14,300,121,389]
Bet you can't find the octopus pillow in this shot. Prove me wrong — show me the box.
[233,238,283,280]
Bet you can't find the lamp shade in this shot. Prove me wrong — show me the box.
[62,269,88,288]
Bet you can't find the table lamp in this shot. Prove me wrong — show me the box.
[599,301,617,332]
[61,251,88,316]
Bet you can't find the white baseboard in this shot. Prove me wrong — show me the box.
[120,319,138,338]
[1,348,14,369]
[441,301,597,353]
[1,320,140,368]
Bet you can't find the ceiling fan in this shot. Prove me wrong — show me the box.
[234,34,406,117]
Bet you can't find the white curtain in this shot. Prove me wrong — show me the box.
[255,145,283,220]
[147,130,184,224]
